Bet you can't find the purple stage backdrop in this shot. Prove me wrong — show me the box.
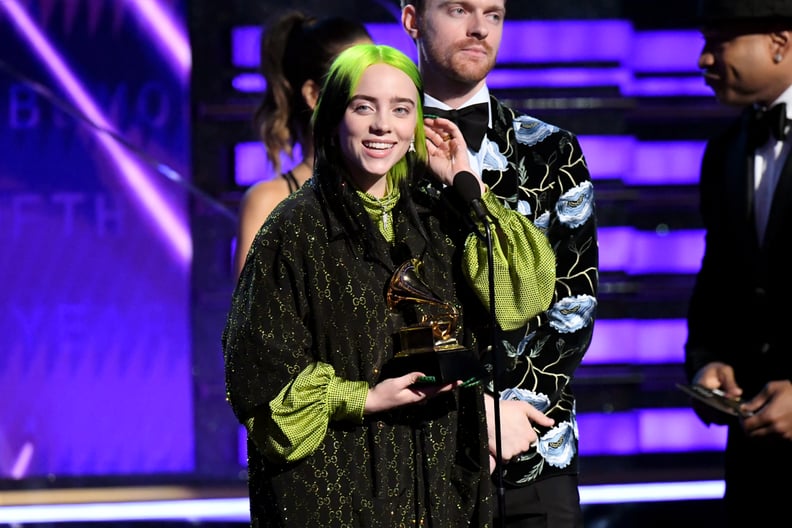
[0,0,193,478]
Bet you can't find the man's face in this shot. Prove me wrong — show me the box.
[698,25,784,107]
[404,0,505,89]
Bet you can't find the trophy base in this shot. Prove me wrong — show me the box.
[379,346,488,385]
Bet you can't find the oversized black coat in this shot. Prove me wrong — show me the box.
[223,177,494,527]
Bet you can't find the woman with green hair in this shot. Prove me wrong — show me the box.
[223,43,555,527]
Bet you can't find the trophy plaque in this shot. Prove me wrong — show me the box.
[380,259,488,384]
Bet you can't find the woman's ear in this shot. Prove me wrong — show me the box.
[301,79,321,110]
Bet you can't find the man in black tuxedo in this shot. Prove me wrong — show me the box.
[685,0,792,525]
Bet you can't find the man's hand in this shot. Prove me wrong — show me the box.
[690,362,742,425]
[741,380,792,440]
[484,394,554,473]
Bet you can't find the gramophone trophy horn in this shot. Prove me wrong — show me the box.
[387,259,459,345]
[381,259,487,384]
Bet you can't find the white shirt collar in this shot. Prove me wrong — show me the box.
[424,85,491,126]
[764,84,792,116]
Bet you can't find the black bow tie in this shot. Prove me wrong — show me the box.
[424,102,489,151]
[748,103,788,150]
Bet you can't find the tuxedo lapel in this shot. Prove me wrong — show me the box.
[725,112,760,250]
[761,147,792,248]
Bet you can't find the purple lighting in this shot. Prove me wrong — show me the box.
[598,227,705,274]
[234,142,304,186]
[585,319,687,365]
[487,67,630,89]
[578,136,704,184]
[499,20,633,63]
[578,409,726,455]
[631,30,702,72]
[3,0,191,263]
[232,73,266,93]
[232,22,707,96]
[231,26,263,68]
[126,0,191,78]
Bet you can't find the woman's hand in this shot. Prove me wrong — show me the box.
[424,117,483,192]
[364,372,459,414]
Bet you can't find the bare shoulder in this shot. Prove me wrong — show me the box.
[239,177,292,223]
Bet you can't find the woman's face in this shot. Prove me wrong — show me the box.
[337,63,418,192]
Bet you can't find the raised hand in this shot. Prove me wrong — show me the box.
[423,116,482,190]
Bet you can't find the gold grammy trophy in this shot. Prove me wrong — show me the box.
[380,259,487,384]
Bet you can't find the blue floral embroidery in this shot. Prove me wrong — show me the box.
[500,387,551,412]
[548,294,597,333]
[480,136,508,171]
[513,116,559,146]
[514,330,550,361]
[534,210,550,232]
[572,402,578,440]
[517,199,532,216]
[537,421,576,468]
[556,180,594,228]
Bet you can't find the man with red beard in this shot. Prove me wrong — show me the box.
[401,1,598,527]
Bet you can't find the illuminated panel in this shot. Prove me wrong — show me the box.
[630,30,703,72]
[231,22,706,95]
[577,136,704,185]
[234,141,304,186]
[622,77,709,97]
[598,227,705,274]
[584,319,686,365]
[231,21,699,68]
[627,140,704,185]
[486,67,630,89]
[231,25,262,68]
[580,480,724,504]
[497,20,633,62]
[2,0,191,263]
[578,409,726,455]
[232,72,266,92]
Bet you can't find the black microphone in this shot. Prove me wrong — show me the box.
[453,170,488,221]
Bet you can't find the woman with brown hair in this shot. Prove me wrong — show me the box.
[234,11,372,276]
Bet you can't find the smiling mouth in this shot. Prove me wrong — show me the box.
[363,141,395,150]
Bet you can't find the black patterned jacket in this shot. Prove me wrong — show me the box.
[481,95,599,487]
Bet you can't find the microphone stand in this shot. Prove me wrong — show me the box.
[481,216,507,522]
[451,170,506,520]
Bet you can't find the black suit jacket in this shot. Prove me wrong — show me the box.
[684,106,792,506]
[685,107,792,394]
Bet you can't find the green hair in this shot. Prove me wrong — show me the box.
[312,43,428,188]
